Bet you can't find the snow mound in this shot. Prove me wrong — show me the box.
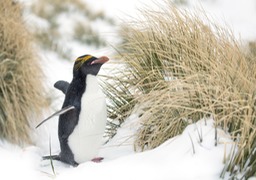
[54,118,232,180]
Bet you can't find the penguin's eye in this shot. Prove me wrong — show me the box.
[90,60,96,65]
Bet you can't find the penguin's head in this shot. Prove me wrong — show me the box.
[73,55,109,77]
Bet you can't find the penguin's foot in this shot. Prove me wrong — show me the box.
[42,155,78,167]
[91,157,104,163]
[42,154,61,161]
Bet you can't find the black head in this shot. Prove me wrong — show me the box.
[73,54,109,77]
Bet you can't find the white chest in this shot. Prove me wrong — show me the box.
[68,75,107,163]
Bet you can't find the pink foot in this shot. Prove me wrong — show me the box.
[91,157,104,163]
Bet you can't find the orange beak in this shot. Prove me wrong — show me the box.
[91,56,109,65]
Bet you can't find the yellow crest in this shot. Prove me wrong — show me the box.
[74,55,93,70]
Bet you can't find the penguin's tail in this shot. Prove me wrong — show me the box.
[42,155,61,161]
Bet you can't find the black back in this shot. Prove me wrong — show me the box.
[57,75,86,165]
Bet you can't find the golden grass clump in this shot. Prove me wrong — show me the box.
[248,41,256,60]
[0,0,47,145]
[104,2,256,178]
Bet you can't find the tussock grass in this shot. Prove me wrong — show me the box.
[101,67,137,138]
[104,2,256,178]
[248,41,256,60]
[0,0,47,145]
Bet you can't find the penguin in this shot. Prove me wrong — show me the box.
[42,54,109,166]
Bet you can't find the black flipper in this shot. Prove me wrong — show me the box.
[54,80,70,95]
[36,105,75,128]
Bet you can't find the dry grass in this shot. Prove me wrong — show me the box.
[100,65,138,138]
[248,41,256,59]
[104,2,256,178]
[0,0,48,145]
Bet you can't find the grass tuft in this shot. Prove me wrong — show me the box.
[104,2,256,178]
[0,0,48,145]
[49,136,56,177]
[188,132,195,154]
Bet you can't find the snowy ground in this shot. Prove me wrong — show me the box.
[56,118,235,180]
[1,0,256,179]
[0,117,234,180]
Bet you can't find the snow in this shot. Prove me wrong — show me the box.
[0,117,234,180]
[0,141,46,179]
[1,0,256,179]
[85,0,256,41]
[55,118,233,180]
[187,0,256,41]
